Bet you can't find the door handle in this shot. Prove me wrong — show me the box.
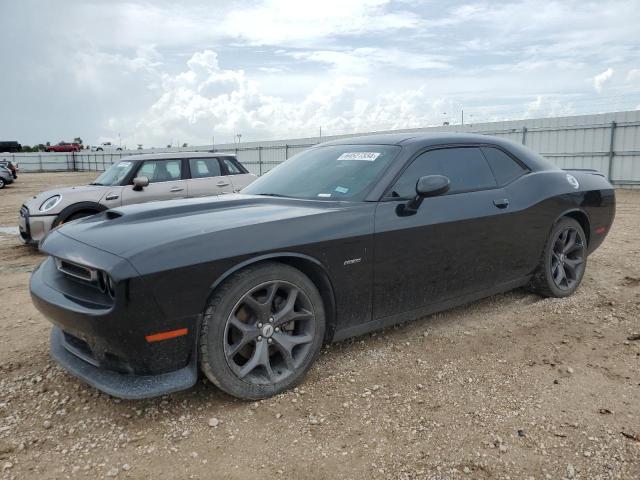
[170,187,184,193]
[493,198,510,209]
[216,181,230,187]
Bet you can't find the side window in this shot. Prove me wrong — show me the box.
[189,158,221,179]
[390,147,497,197]
[137,159,182,183]
[481,147,528,185]
[222,158,242,175]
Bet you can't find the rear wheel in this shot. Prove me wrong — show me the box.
[0,178,5,189]
[200,262,325,400]
[532,217,587,297]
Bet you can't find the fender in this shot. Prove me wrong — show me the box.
[205,252,338,341]
[208,251,331,292]
[552,206,591,245]
[53,201,108,226]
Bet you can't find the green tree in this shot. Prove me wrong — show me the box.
[73,137,83,145]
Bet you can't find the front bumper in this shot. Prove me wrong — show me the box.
[50,327,198,400]
[19,206,56,245]
[30,247,199,399]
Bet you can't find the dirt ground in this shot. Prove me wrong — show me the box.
[0,173,638,480]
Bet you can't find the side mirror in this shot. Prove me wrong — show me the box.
[407,175,450,210]
[132,176,149,191]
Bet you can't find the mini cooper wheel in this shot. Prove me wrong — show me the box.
[200,262,325,400]
[532,217,587,298]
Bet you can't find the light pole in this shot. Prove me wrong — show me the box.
[237,133,242,144]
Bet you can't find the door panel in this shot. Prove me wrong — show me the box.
[120,159,188,205]
[121,181,188,205]
[187,176,234,197]
[186,157,234,197]
[373,189,511,319]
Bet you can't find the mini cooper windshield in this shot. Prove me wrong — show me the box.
[242,145,400,200]
[90,160,136,186]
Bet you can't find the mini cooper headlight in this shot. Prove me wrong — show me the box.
[40,195,62,212]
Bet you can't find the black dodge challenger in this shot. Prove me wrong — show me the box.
[30,133,615,400]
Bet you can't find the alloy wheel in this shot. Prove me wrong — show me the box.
[550,226,585,290]
[223,281,316,385]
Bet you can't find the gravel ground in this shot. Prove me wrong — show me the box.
[0,173,638,480]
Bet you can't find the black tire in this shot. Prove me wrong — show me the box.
[531,217,587,298]
[0,178,5,189]
[200,262,325,400]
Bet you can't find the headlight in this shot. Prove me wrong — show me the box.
[40,195,62,212]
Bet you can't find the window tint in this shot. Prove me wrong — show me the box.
[222,158,242,174]
[390,147,497,197]
[481,147,527,185]
[137,159,182,183]
[189,158,221,179]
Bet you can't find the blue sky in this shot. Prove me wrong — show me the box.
[1,0,639,147]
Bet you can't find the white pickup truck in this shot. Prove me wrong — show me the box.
[91,142,123,152]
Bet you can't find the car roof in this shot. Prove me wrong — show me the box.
[319,132,558,172]
[319,132,505,147]
[119,151,238,162]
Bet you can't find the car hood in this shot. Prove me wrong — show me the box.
[48,194,371,272]
[24,185,110,213]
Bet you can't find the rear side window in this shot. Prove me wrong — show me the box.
[189,158,221,179]
[137,159,182,183]
[390,147,497,197]
[481,147,528,185]
[222,158,242,174]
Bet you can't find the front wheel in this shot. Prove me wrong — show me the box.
[0,178,5,189]
[200,262,325,400]
[531,217,587,297]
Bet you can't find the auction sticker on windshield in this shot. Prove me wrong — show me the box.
[337,152,381,161]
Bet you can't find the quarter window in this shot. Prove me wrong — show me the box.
[390,147,497,197]
[137,159,182,183]
[480,147,528,185]
[222,158,242,175]
[189,158,221,179]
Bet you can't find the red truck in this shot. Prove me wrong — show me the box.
[45,142,82,152]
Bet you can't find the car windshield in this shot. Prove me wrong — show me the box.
[242,145,400,201]
[90,160,136,186]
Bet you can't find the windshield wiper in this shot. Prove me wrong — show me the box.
[255,193,290,198]
[88,182,103,186]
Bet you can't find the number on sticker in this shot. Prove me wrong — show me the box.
[337,152,381,161]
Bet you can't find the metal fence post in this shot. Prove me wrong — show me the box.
[285,144,288,160]
[38,153,43,172]
[521,126,527,145]
[607,121,617,181]
[258,146,263,176]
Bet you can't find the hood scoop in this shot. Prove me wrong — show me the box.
[105,210,123,220]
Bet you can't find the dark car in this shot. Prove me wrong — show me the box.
[0,158,18,179]
[0,164,14,188]
[30,133,615,400]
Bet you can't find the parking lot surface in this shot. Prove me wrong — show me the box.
[0,173,638,479]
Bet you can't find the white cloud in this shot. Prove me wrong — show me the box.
[223,0,421,46]
[593,68,614,93]
[627,69,640,82]
[129,50,459,145]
